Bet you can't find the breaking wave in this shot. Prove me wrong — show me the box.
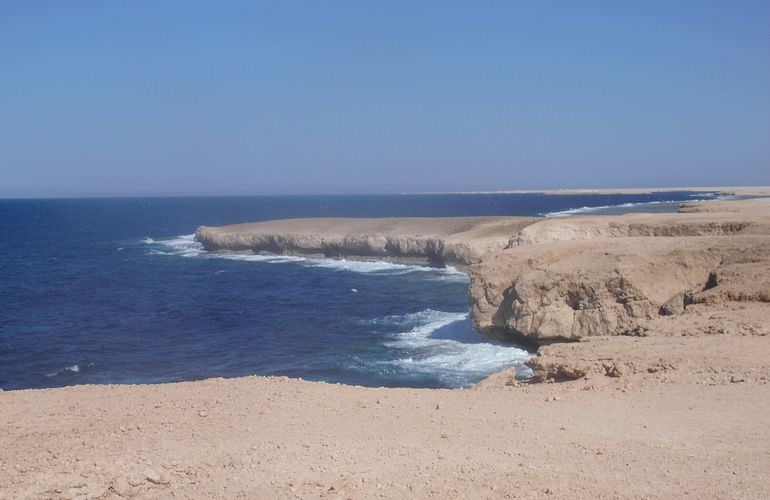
[372,309,532,388]
[542,193,733,217]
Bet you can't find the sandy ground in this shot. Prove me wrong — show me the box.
[2,345,769,500]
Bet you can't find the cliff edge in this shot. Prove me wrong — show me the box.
[195,216,539,268]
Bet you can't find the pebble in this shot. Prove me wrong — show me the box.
[198,410,208,417]
[113,477,138,497]
[144,467,168,485]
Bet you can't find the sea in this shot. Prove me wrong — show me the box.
[0,191,720,390]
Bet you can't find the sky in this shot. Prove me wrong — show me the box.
[1,1,768,197]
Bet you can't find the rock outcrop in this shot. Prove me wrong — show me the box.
[523,331,770,384]
[470,235,770,342]
[195,217,539,268]
[470,198,770,343]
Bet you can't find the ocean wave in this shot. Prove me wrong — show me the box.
[217,253,307,263]
[543,201,669,217]
[46,364,82,377]
[303,258,468,279]
[304,258,427,273]
[542,194,732,217]
[374,309,532,387]
[369,309,467,329]
[145,233,205,257]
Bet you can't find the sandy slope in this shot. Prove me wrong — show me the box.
[2,361,769,499]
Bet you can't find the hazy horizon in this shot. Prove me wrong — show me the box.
[0,185,758,200]
[2,1,768,198]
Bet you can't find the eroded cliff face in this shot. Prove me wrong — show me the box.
[470,236,770,342]
[195,217,539,268]
[470,199,770,344]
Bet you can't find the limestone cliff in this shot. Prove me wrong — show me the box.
[470,198,770,343]
[195,217,539,268]
[470,235,770,342]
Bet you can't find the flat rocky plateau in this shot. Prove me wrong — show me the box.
[3,192,769,499]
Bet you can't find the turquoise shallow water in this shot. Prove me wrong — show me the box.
[0,191,717,390]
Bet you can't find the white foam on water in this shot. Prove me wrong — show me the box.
[544,200,668,217]
[376,309,532,387]
[217,253,306,263]
[542,194,732,217]
[369,308,464,329]
[380,309,467,334]
[421,266,470,283]
[46,364,81,377]
[145,233,205,257]
[304,257,430,274]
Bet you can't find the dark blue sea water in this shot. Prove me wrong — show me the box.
[0,191,718,390]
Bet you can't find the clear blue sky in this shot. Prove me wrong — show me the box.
[1,1,768,197]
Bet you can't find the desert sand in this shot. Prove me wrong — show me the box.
[2,356,769,499]
[2,190,769,499]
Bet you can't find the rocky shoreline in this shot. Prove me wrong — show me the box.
[3,193,769,498]
[196,199,769,338]
[195,196,770,386]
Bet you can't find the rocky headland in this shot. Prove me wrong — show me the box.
[195,196,770,385]
[196,199,769,335]
[195,216,540,268]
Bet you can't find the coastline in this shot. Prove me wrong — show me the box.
[195,216,540,270]
[195,195,770,347]
[404,185,770,196]
[3,190,770,498]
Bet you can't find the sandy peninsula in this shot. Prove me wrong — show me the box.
[2,191,770,499]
